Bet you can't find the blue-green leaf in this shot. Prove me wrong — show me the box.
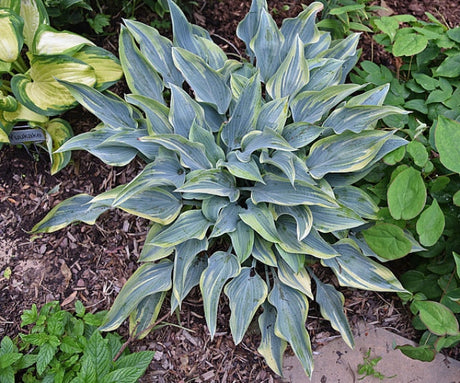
[256,97,289,132]
[236,0,267,59]
[229,220,255,263]
[217,151,264,183]
[277,258,313,299]
[334,186,379,219]
[252,235,277,267]
[169,84,205,138]
[309,205,366,233]
[189,122,225,165]
[274,205,313,241]
[282,122,323,149]
[239,201,281,243]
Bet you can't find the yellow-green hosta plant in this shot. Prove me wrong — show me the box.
[33,0,416,376]
[0,0,122,173]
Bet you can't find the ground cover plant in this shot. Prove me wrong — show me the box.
[0,0,122,173]
[30,0,425,377]
[0,301,154,382]
[351,12,460,360]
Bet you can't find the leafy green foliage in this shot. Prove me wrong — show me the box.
[0,301,154,382]
[357,348,396,380]
[0,0,122,173]
[32,0,411,377]
[352,12,460,360]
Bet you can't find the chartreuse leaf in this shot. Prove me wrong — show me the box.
[311,272,354,348]
[129,292,166,339]
[0,9,23,63]
[269,279,313,377]
[119,26,163,102]
[257,302,287,377]
[200,252,240,339]
[249,8,284,81]
[322,239,406,292]
[59,81,138,129]
[291,84,363,124]
[277,258,313,299]
[172,47,231,114]
[44,118,73,175]
[0,0,20,14]
[100,260,173,331]
[224,268,268,344]
[266,36,309,100]
[416,200,445,247]
[152,210,212,247]
[252,174,339,208]
[414,301,459,336]
[177,169,239,202]
[221,73,261,150]
[306,130,394,179]
[12,56,96,116]
[363,223,412,260]
[387,167,426,220]
[20,0,48,48]
[123,19,183,86]
[33,24,94,55]
[435,116,460,173]
[32,194,111,233]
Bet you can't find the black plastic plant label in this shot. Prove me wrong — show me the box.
[9,125,45,145]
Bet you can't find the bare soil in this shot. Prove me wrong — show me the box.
[1,1,459,382]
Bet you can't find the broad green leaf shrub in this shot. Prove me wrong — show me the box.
[0,301,154,382]
[0,0,122,173]
[352,13,460,359]
[32,0,412,376]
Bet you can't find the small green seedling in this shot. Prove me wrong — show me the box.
[357,348,396,381]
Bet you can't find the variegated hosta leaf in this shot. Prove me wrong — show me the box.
[129,292,166,339]
[251,173,339,208]
[59,81,138,129]
[269,279,313,377]
[304,30,331,59]
[250,8,284,81]
[236,0,267,58]
[2,103,48,124]
[217,151,264,183]
[291,84,364,124]
[221,73,261,150]
[31,192,116,233]
[20,0,49,48]
[275,246,305,273]
[139,224,174,262]
[201,196,229,221]
[172,238,208,308]
[257,302,287,377]
[100,260,173,331]
[311,272,354,348]
[260,150,296,185]
[177,169,239,202]
[252,235,277,267]
[306,130,395,179]
[256,97,289,132]
[303,58,343,91]
[142,134,212,171]
[309,205,366,233]
[200,251,240,339]
[274,205,313,241]
[266,36,309,100]
[282,122,323,149]
[172,47,231,114]
[224,268,268,344]
[189,122,225,165]
[33,24,95,55]
[123,18,183,87]
[75,40,123,92]
[12,56,97,116]
[277,258,313,299]
[126,94,172,135]
[0,93,18,112]
[322,239,407,292]
[334,186,379,219]
[152,210,212,247]
[347,84,390,106]
[0,9,23,63]
[0,125,10,143]
[1,0,21,14]
[280,2,323,51]
[210,203,242,237]
[239,201,281,244]
[169,84,205,137]
[44,118,73,175]
[229,220,255,263]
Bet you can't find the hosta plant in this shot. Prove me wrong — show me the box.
[33,0,414,376]
[0,0,122,173]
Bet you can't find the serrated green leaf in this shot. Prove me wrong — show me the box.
[78,331,110,381]
[416,199,445,247]
[415,301,459,336]
[312,273,354,348]
[200,252,240,338]
[269,279,313,377]
[224,268,268,344]
[387,167,427,220]
[37,343,57,375]
[257,302,287,377]
[322,239,406,292]
[100,260,173,331]
[0,352,22,369]
[113,351,155,377]
[363,223,412,261]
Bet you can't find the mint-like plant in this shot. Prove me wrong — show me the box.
[33,0,414,376]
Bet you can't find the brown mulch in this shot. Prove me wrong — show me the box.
[1,1,460,382]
